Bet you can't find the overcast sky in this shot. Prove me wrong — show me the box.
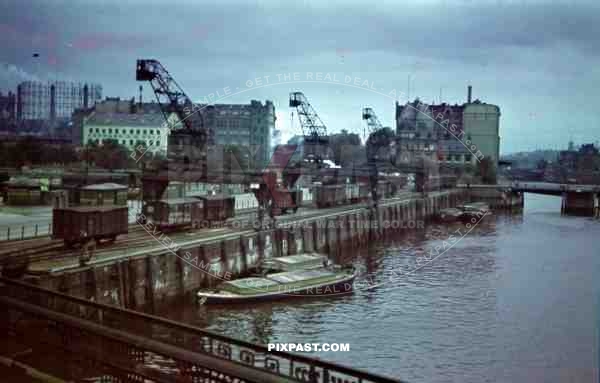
[1,0,599,154]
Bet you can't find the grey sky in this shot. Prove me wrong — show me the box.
[1,0,599,153]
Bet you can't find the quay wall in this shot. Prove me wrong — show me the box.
[464,188,524,209]
[31,190,474,312]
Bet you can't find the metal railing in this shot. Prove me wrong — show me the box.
[0,277,404,383]
[0,222,52,241]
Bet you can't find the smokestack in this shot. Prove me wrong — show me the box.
[467,85,472,103]
[50,84,56,121]
[138,85,143,106]
[83,84,89,108]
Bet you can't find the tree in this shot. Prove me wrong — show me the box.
[81,140,129,171]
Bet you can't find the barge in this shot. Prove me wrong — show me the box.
[197,254,356,304]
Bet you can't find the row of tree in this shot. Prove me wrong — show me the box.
[0,138,78,168]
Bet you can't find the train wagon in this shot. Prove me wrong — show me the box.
[53,206,128,247]
[314,184,346,208]
[52,183,129,247]
[376,180,395,199]
[198,195,235,222]
[273,188,303,214]
[141,197,205,231]
[358,183,371,202]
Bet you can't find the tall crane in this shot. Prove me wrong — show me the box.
[289,92,329,165]
[362,107,396,208]
[361,107,384,139]
[136,59,212,175]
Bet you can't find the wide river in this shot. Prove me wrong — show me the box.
[161,194,599,383]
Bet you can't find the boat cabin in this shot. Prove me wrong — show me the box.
[261,253,328,272]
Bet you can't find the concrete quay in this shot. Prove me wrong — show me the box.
[24,189,471,310]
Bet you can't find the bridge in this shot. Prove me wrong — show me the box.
[0,277,404,383]
[458,181,600,216]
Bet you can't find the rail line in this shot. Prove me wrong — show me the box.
[1,193,424,272]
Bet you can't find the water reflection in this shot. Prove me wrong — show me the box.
[162,194,599,382]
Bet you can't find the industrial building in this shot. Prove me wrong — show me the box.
[394,99,438,164]
[16,81,102,121]
[78,97,274,168]
[200,100,274,169]
[0,90,16,121]
[395,86,500,167]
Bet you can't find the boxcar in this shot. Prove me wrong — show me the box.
[358,183,371,202]
[273,188,303,213]
[52,206,128,247]
[376,180,395,199]
[314,184,346,208]
[141,198,205,231]
[52,182,129,246]
[198,195,235,222]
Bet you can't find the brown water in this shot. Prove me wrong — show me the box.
[158,194,599,383]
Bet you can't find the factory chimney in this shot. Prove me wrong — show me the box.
[50,84,56,121]
[83,84,89,108]
[467,85,472,103]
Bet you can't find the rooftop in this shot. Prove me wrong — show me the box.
[86,112,166,127]
[80,182,128,191]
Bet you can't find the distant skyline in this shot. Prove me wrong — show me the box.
[1,0,599,154]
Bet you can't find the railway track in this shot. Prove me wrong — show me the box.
[1,192,430,271]
[0,211,256,267]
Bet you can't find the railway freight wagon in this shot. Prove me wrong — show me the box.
[141,198,205,231]
[234,193,259,211]
[314,184,344,208]
[314,183,372,208]
[198,195,235,222]
[301,188,313,206]
[52,183,129,247]
[358,183,371,202]
[52,206,128,247]
[375,180,395,199]
[272,188,303,214]
[141,195,235,231]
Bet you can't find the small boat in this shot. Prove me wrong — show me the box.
[458,202,491,222]
[197,255,357,304]
[437,208,464,223]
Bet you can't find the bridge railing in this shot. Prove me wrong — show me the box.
[0,277,403,383]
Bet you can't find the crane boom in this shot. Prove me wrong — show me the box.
[136,59,212,176]
[136,59,211,142]
[289,92,329,163]
[362,107,394,207]
[362,107,384,135]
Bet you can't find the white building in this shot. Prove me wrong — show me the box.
[82,113,176,155]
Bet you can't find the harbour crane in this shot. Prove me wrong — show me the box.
[135,59,213,176]
[289,92,329,165]
[362,107,397,207]
[361,107,384,139]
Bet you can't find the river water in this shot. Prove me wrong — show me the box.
[161,194,599,383]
